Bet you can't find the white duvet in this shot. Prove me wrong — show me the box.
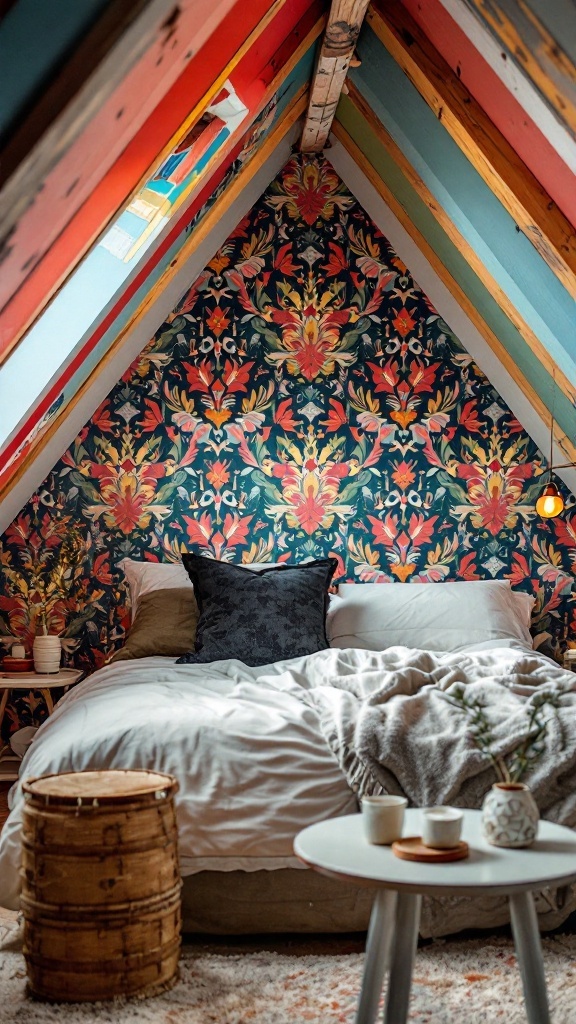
[0,640,566,914]
[0,652,358,910]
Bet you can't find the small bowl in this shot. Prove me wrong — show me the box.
[2,656,34,673]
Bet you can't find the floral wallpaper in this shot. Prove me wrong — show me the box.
[1,154,575,739]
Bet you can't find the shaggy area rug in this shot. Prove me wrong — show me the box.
[2,923,576,1022]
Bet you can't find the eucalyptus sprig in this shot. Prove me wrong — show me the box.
[443,684,562,784]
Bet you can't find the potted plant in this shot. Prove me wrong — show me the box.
[30,526,86,673]
[443,685,562,847]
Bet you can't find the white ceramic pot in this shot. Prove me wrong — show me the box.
[481,782,539,848]
[33,635,62,674]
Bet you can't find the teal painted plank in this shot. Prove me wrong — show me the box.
[336,93,576,447]
[350,26,576,385]
[0,0,111,141]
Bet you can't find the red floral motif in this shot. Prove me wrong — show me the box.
[391,460,417,490]
[267,158,353,225]
[205,306,231,337]
[393,308,416,338]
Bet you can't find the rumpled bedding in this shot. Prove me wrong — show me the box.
[301,642,576,935]
[1,642,575,936]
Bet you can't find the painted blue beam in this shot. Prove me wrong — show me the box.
[350,25,576,387]
[335,92,576,450]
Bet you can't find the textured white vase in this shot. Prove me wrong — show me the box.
[481,782,539,848]
[33,635,62,674]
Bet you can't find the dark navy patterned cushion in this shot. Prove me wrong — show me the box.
[176,556,337,667]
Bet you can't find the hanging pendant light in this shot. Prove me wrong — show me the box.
[535,481,564,519]
[536,386,573,518]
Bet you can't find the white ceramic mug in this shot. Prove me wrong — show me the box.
[362,795,407,845]
[422,806,463,849]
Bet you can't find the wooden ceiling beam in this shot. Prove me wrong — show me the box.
[300,0,369,152]
[462,0,576,140]
[367,0,576,303]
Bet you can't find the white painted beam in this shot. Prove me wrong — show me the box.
[301,0,369,152]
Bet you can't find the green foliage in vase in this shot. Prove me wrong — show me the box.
[442,684,563,784]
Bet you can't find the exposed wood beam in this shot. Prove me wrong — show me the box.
[367,1,576,302]
[0,89,307,509]
[346,79,576,411]
[331,114,576,466]
[301,0,369,152]
[462,0,576,140]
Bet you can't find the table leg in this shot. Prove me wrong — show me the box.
[509,892,551,1024]
[0,687,10,726]
[40,689,54,714]
[0,688,11,761]
[354,889,398,1024]
[383,893,422,1024]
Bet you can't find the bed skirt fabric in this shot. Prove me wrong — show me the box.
[179,871,576,938]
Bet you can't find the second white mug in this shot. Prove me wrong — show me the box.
[422,806,463,849]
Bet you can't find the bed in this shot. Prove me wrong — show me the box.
[1,560,576,937]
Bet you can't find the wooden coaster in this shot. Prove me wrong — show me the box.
[392,836,469,863]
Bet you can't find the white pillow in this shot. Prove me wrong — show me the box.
[119,557,284,618]
[510,591,535,632]
[328,580,533,652]
[119,559,191,618]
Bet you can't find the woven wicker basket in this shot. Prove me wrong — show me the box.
[21,769,181,1002]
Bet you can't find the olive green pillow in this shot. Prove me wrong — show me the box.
[111,587,199,661]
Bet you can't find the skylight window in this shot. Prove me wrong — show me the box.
[0,84,248,467]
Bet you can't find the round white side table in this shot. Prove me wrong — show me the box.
[295,809,576,1024]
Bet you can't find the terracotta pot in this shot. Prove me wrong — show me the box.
[33,636,62,674]
[481,782,539,848]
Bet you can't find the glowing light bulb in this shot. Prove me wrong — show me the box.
[535,483,564,519]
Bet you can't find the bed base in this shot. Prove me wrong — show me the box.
[181,869,375,934]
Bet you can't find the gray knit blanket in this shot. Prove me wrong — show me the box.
[305,643,576,936]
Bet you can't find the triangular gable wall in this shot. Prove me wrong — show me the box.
[1,155,574,693]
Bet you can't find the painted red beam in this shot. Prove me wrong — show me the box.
[0,0,241,311]
[401,0,576,229]
[0,0,298,355]
[0,11,316,481]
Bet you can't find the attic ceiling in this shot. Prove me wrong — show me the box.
[0,0,574,534]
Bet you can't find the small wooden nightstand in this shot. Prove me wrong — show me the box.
[0,668,83,781]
